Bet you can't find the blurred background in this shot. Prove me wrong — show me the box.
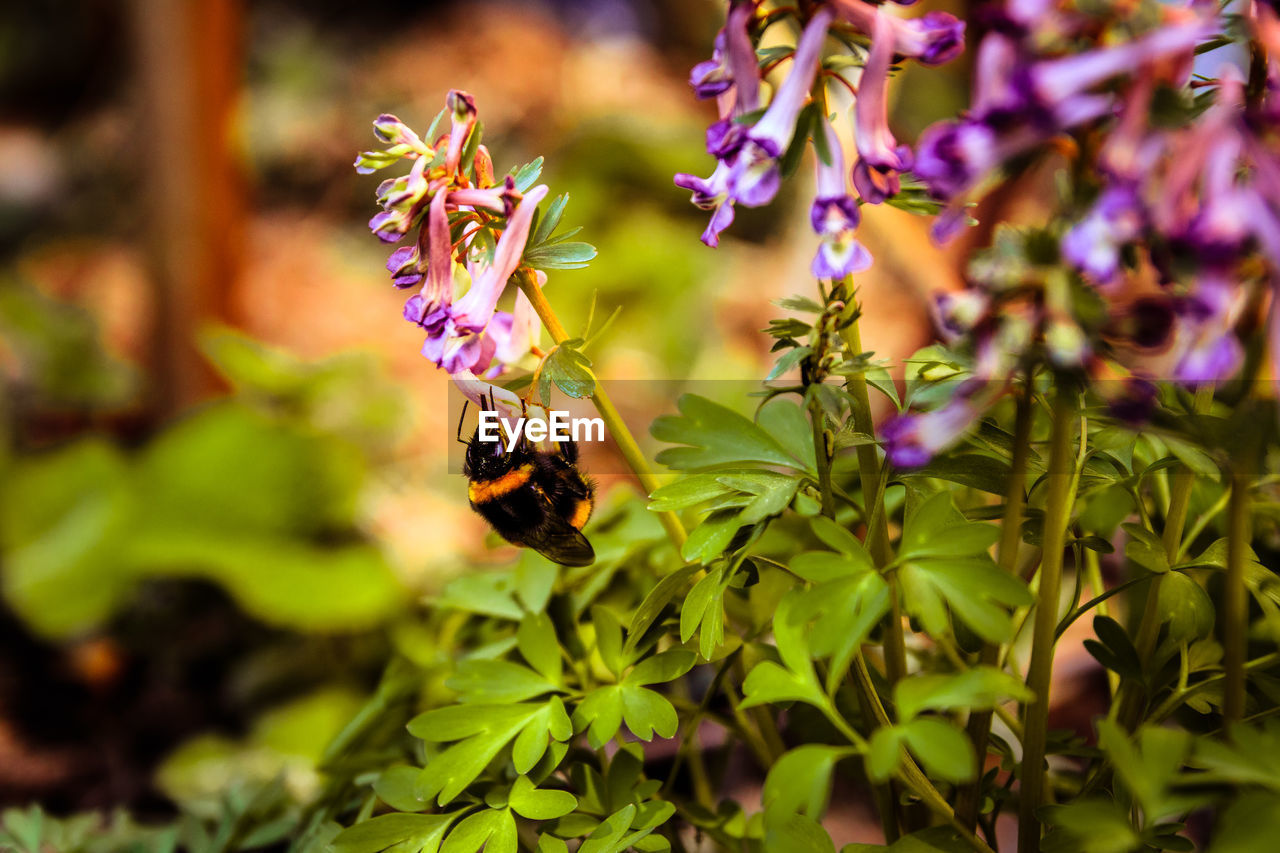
[0,0,969,835]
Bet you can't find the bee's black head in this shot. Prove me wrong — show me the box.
[463,427,523,480]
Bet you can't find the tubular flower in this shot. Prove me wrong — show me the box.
[891,0,1280,466]
[676,0,964,265]
[851,10,914,204]
[357,91,575,405]
[810,119,870,278]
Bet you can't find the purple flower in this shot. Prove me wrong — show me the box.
[730,8,834,209]
[1176,336,1243,386]
[932,289,990,339]
[451,185,549,330]
[1029,20,1211,122]
[895,11,966,67]
[912,120,1001,202]
[386,246,422,289]
[882,393,981,468]
[830,0,964,65]
[449,179,519,216]
[1061,184,1144,284]
[444,90,478,175]
[852,10,914,204]
[690,31,733,99]
[689,1,760,110]
[810,119,871,277]
[403,184,549,375]
[674,161,737,247]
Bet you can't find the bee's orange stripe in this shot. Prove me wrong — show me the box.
[569,496,593,530]
[468,464,534,503]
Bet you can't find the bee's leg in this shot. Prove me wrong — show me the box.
[560,437,579,465]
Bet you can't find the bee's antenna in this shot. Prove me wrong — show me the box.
[456,398,470,445]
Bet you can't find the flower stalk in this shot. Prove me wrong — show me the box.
[513,268,688,551]
[1017,389,1078,853]
[956,385,1033,830]
[836,295,906,686]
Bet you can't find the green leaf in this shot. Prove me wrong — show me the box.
[621,687,679,741]
[648,472,744,511]
[410,705,541,805]
[575,686,626,748]
[627,650,696,685]
[767,345,812,381]
[627,565,700,649]
[578,805,637,853]
[763,813,836,853]
[762,745,852,817]
[331,814,453,853]
[540,340,595,403]
[511,697,572,774]
[1085,616,1143,681]
[592,605,626,676]
[759,398,819,473]
[801,574,891,693]
[1207,791,1280,853]
[373,765,425,812]
[510,156,544,192]
[537,836,570,853]
[899,493,999,558]
[902,718,975,782]
[720,473,800,525]
[774,295,823,313]
[898,556,1032,644]
[740,661,827,711]
[1041,800,1140,853]
[681,508,743,565]
[518,613,563,683]
[515,560,557,612]
[1193,720,1280,791]
[894,668,1032,722]
[680,566,725,653]
[1161,434,1219,482]
[1098,721,1193,822]
[1157,572,1215,644]
[867,727,903,783]
[524,241,598,270]
[652,394,807,471]
[438,573,523,620]
[509,776,578,820]
[446,660,562,703]
[440,808,516,853]
[901,455,1013,495]
[531,194,569,247]
[810,516,874,563]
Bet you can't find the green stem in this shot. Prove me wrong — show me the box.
[808,391,837,517]
[1017,390,1077,853]
[822,705,998,853]
[957,388,1033,830]
[837,305,906,686]
[515,269,687,551]
[1223,469,1250,725]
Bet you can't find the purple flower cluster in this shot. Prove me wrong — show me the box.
[885,0,1280,467]
[356,92,550,411]
[675,0,964,278]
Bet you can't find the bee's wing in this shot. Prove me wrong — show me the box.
[524,512,595,567]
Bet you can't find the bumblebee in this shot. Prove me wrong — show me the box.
[462,414,595,567]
